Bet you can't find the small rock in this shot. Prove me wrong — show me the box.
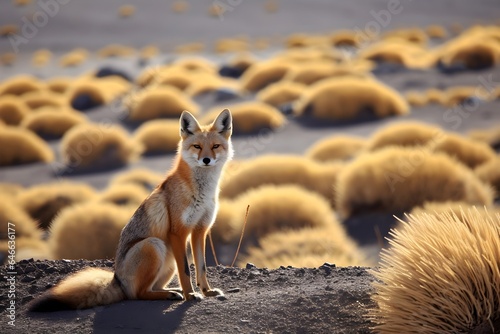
[227,288,240,293]
[321,262,336,268]
[325,286,334,291]
[62,259,72,263]
[240,319,250,323]
[216,295,227,301]
[245,263,256,269]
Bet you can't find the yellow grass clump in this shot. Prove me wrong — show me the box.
[239,226,367,268]
[240,60,295,92]
[443,85,490,107]
[173,57,216,73]
[18,182,96,230]
[336,147,493,217]
[149,67,197,90]
[0,95,30,125]
[0,182,24,197]
[22,90,64,110]
[432,133,496,169]
[426,24,448,39]
[294,77,409,120]
[0,127,54,166]
[185,76,240,97]
[0,75,44,96]
[96,183,149,207]
[229,52,258,72]
[203,102,285,134]
[31,49,52,67]
[214,38,249,54]
[220,185,341,244]
[468,125,500,149]
[439,38,500,70]
[283,62,342,85]
[367,122,444,151]
[133,119,180,155]
[220,155,343,207]
[0,194,41,240]
[97,44,135,58]
[172,1,189,13]
[50,203,133,260]
[1,52,16,66]
[67,76,130,106]
[285,33,329,48]
[174,42,205,54]
[370,209,500,333]
[306,135,366,162]
[382,27,428,45]
[21,109,87,138]
[330,30,359,47]
[139,45,160,59]
[410,201,500,219]
[474,157,500,197]
[256,81,305,107]
[125,86,199,121]
[46,77,73,94]
[118,4,135,17]
[359,40,430,68]
[0,24,18,37]
[60,123,141,169]
[404,90,428,107]
[425,88,446,105]
[110,168,163,191]
[0,238,51,262]
[59,48,89,67]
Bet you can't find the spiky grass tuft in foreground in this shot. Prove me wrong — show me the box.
[370,209,500,333]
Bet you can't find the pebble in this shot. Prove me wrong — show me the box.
[245,263,256,269]
[216,295,227,301]
[227,288,240,293]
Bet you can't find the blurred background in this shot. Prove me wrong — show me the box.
[1,0,499,269]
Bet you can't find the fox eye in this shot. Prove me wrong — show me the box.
[212,144,220,149]
[193,145,201,149]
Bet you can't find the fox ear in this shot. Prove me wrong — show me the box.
[179,111,201,138]
[212,109,232,137]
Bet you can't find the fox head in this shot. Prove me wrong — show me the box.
[179,109,233,168]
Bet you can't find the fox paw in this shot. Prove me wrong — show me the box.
[185,292,203,301]
[167,291,184,300]
[203,288,224,297]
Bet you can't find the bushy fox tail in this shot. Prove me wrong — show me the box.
[29,268,125,312]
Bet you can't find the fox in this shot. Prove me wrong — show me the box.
[29,109,233,311]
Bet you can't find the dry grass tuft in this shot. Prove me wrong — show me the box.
[306,135,366,162]
[0,194,41,240]
[0,75,44,96]
[0,237,51,262]
[172,0,189,13]
[214,38,249,54]
[256,81,305,107]
[336,147,493,217]
[330,30,359,47]
[60,123,141,169]
[239,226,367,268]
[439,37,500,70]
[0,24,18,37]
[404,90,428,107]
[0,95,30,125]
[185,75,240,97]
[283,62,346,85]
[118,4,135,17]
[425,88,447,105]
[229,52,258,72]
[22,90,64,110]
[294,77,409,120]
[125,86,199,121]
[174,42,205,54]
[370,209,500,333]
[18,182,96,230]
[97,44,135,58]
[225,185,341,244]
[110,168,163,191]
[474,157,500,197]
[426,24,448,39]
[382,27,428,45]
[203,102,285,134]
[468,125,500,149]
[0,127,54,166]
[443,86,490,107]
[133,119,180,155]
[410,201,500,218]
[59,48,89,67]
[96,183,149,207]
[240,60,295,92]
[32,49,52,67]
[359,40,431,68]
[140,45,160,59]
[432,133,496,169]
[367,122,444,151]
[67,76,130,107]
[50,203,133,260]
[46,77,73,94]
[220,155,342,206]
[1,52,16,66]
[21,109,87,138]
[173,57,216,73]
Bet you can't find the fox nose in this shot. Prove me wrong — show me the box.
[203,158,211,165]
